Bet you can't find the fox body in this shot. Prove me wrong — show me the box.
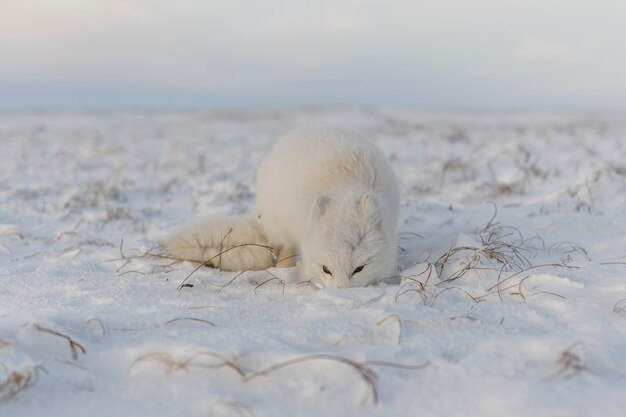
[163,127,400,288]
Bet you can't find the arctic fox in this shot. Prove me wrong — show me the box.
[162,127,400,288]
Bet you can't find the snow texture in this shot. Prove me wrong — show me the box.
[1,108,626,416]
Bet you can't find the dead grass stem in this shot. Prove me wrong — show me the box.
[547,342,586,380]
[486,263,579,293]
[210,399,256,417]
[613,299,626,313]
[0,364,46,404]
[33,324,86,360]
[176,243,275,291]
[164,318,216,327]
[129,351,429,407]
[376,314,403,345]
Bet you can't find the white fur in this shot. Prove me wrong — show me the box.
[161,216,276,271]
[162,127,400,287]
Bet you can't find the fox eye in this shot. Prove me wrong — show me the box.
[353,265,365,274]
[322,265,332,275]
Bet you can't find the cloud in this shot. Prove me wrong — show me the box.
[1,0,625,108]
[111,1,151,22]
[514,38,582,63]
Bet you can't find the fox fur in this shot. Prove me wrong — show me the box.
[162,127,400,288]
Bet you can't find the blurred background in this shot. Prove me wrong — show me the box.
[1,0,625,110]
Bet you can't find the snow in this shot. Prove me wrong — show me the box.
[1,108,626,416]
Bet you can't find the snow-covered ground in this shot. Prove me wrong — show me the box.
[1,108,626,417]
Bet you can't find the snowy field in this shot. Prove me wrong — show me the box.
[1,108,626,417]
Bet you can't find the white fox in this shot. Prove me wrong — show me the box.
[162,127,400,288]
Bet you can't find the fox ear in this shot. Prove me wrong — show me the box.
[313,196,331,220]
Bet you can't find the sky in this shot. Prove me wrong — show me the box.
[1,0,625,110]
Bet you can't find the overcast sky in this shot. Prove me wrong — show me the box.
[1,0,625,109]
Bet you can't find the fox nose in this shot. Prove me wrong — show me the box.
[335,275,350,288]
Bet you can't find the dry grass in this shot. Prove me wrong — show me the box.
[106,237,303,293]
[129,350,429,407]
[33,324,86,361]
[433,205,534,287]
[209,399,256,417]
[129,351,246,376]
[482,148,548,197]
[86,318,106,338]
[439,157,476,188]
[124,239,290,291]
[486,263,577,301]
[215,254,300,293]
[376,314,403,345]
[392,263,435,303]
[612,299,626,313]
[548,241,591,262]
[169,240,277,290]
[395,204,578,304]
[391,264,487,306]
[0,364,46,404]
[246,354,429,406]
[602,261,626,266]
[565,166,626,213]
[171,246,302,292]
[119,201,579,304]
[98,238,166,276]
[547,342,586,380]
[164,318,216,327]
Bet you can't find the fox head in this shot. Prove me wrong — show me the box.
[301,193,397,288]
